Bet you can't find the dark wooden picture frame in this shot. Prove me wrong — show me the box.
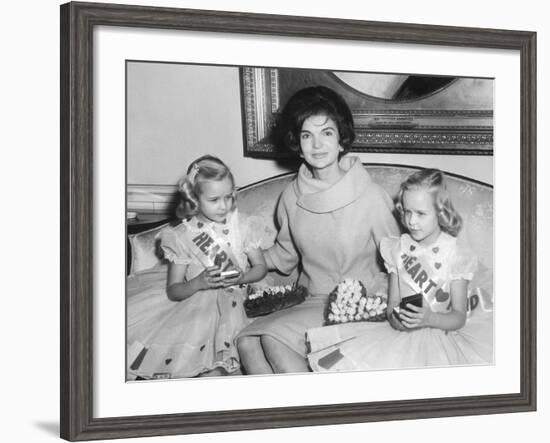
[60,1,536,441]
[241,67,494,158]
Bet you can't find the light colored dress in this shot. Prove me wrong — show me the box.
[307,232,494,371]
[236,156,400,357]
[126,210,263,379]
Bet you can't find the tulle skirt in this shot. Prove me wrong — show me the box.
[127,266,252,379]
[307,307,493,372]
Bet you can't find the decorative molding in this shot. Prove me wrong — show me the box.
[270,68,280,113]
[354,109,493,117]
[242,68,259,149]
[355,130,493,146]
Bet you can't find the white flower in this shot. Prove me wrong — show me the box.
[249,291,264,300]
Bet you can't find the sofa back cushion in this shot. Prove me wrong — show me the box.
[237,165,493,271]
[129,164,493,284]
[128,224,169,275]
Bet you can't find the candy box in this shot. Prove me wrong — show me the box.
[324,278,388,325]
[244,284,308,318]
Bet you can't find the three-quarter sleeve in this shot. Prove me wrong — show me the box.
[158,226,192,265]
[264,191,300,275]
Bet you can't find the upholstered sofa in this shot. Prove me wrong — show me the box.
[126,163,494,382]
[128,164,493,305]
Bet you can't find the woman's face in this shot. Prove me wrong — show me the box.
[299,114,343,174]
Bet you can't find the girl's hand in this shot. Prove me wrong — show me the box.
[221,269,243,288]
[389,310,407,331]
[198,266,225,290]
[398,303,433,329]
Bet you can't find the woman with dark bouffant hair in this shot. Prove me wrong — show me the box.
[236,86,400,374]
[277,86,356,156]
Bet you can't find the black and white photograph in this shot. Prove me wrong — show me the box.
[53,1,539,442]
[3,0,547,438]
[126,62,495,380]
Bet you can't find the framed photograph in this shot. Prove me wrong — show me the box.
[60,1,536,441]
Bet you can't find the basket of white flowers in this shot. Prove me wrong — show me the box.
[325,278,388,325]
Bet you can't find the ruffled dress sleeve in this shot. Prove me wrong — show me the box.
[380,235,400,274]
[449,243,478,281]
[157,225,193,265]
[241,214,275,253]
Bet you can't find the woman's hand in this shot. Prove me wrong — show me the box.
[197,266,225,290]
[398,303,434,329]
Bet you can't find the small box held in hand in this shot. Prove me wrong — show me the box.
[393,293,423,323]
[220,269,240,279]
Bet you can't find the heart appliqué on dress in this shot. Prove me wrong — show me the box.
[410,245,416,251]
[223,229,229,235]
[197,222,204,228]
[435,288,450,302]
[435,262,442,269]
[432,247,439,254]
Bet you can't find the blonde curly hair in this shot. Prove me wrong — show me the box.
[395,168,463,237]
[176,155,235,219]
